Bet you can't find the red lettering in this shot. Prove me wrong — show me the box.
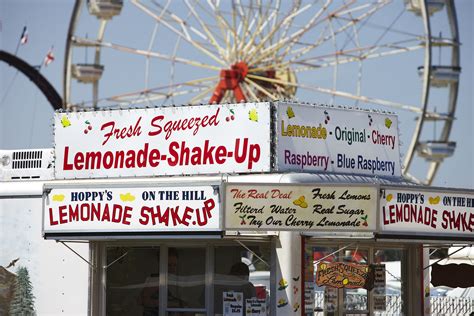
[49,207,59,226]
[59,205,68,224]
[170,207,182,226]
[101,117,142,145]
[139,206,151,225]
[63,146,73,170]
[149,115,164,136]
[101,121,115,145]
[182,207,193,226]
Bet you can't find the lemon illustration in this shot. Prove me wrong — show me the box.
[287,107,295,118]
[249,109,259,122]
[61,115,71,128]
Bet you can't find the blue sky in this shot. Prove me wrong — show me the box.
[0,0,472,188]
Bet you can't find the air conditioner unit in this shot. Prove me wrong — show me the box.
[0,148,54,181]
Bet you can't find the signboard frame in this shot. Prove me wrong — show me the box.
[379,185,474,240]
[273,101,402,178]
[54,102,272,179]
[224,182,379,232]
[42,181,223,239]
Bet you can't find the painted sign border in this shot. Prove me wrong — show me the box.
[53,102,272,179]
[379,185,474,239]
[42,182,223,239]
[273,101,402,178]
[224,182,379,232]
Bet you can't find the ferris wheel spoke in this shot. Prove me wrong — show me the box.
[300,1,387,58]
[291,43,424,72]
[190,86,215,104]
[241,82,260,101]
[246,0,332,65]
[184,0,228,61]
[239,4,278,62]
[73,36,222,71]
[108,76,218,102]
[244,78,278,100]
[132,0,226,67]
[109,81,216,105]
[248,37,422,76]
[270,0,389,67]
[246,73,422,113]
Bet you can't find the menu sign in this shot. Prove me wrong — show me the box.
[225,184,377,231]
[373,264,386,311]
[43,185,220,236]
[223,291,243,316]
[245,298,266,316]
[380,187,474,237]
[54,103,271,179]
[316,262,369,289]
[275,102,401,177]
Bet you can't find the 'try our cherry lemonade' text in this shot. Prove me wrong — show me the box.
[225,184,377,231]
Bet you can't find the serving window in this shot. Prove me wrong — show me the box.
[101,241,272,316]
[303,243,407,316]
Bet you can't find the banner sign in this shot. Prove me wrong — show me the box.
[54,103,271,179]
[316,262,369,289]
[275,102,401,177]
[380,187,474,237]
[43,185,220,235]
[225,184,377,231]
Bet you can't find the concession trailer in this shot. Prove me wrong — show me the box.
[1,102,472,315]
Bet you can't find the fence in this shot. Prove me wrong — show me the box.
[312,292,473,315]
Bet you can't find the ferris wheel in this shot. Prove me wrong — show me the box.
[64,0,460,185]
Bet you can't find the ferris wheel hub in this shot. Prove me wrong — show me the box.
[210,62,249,104]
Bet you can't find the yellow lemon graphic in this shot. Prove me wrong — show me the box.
[293,302,300,311]
[293,196,307,208]
[287,107,295,119]
[343,278,349,285]
[277,298,288,307]
[120,193,135,202]
[249,109,259,122]
[386,194,393,202]
[52,194,65,202]
[385,118,392,129]
[61,116,71,128]
[429,196,440,205]
[278,278,288,290]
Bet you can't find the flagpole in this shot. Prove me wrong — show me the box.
[15,26,28,55]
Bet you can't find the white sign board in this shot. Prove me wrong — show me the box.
[380,187,474,237]
[43,185,220,236]
[225,184,377,231]
[54,103,271,179]
[275,102,401,177]
[245,298,266,316]
[223,291,244,316]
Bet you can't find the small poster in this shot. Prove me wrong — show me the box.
[223,291,243,316]
[324,287,337,312]
[245,298,266,316]
[316,262,369,288]
[373,264,386,311]
[304,282,315,313]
